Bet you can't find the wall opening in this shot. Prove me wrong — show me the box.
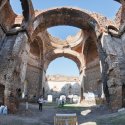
[30,41,40,58]
[122,85,125,107]
[0,84,5,105]
[16,88,22,98]
[45,57,81,103]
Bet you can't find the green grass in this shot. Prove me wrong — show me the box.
[57,103,85,110]
[43,102,85,110]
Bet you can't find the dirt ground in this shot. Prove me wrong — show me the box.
[0,102,124,125]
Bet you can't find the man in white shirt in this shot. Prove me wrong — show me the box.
[38,96,44,111]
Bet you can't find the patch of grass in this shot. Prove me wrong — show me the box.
[43,102,85,110]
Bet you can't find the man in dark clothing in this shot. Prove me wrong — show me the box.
[38,96,44,111]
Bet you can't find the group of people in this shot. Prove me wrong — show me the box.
[0,105,7,115]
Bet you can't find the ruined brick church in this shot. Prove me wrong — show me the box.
[0,0,125,112]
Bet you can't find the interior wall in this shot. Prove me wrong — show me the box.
[26,62,41,99]
[13,42,30,92]
[0,35,17,85]
[101,32,125,109]
[84,40,102,98]
[25,41,41,99]
[84,60,101,96]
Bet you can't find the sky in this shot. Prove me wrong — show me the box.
[46,57,79,76]
[10,0,120,18]
[10,0,121,76]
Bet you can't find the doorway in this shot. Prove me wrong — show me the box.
[122,85,125,107]
[0,84,5,105]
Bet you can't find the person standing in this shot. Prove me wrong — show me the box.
[38,96,44,111]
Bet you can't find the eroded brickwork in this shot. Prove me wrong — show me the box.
[84,60,102,96]
[0,0,125,112]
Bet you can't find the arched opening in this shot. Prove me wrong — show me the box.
[1,0,125,124]
[33,7,105,106]
[33,7,100,39]
[16,88,22,98]
[30,41,40,57]
[45,57,81,103]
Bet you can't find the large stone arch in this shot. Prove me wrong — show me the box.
[44,49,83,72]
[0,0,124,112]
[32,7,112,106]
[44,48,84,100]
[33,7,101,38]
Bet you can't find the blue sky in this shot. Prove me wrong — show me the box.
[48,26,80,40]
[10,0,120,18]
[10,0,121,76]
[46,57,79,76]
